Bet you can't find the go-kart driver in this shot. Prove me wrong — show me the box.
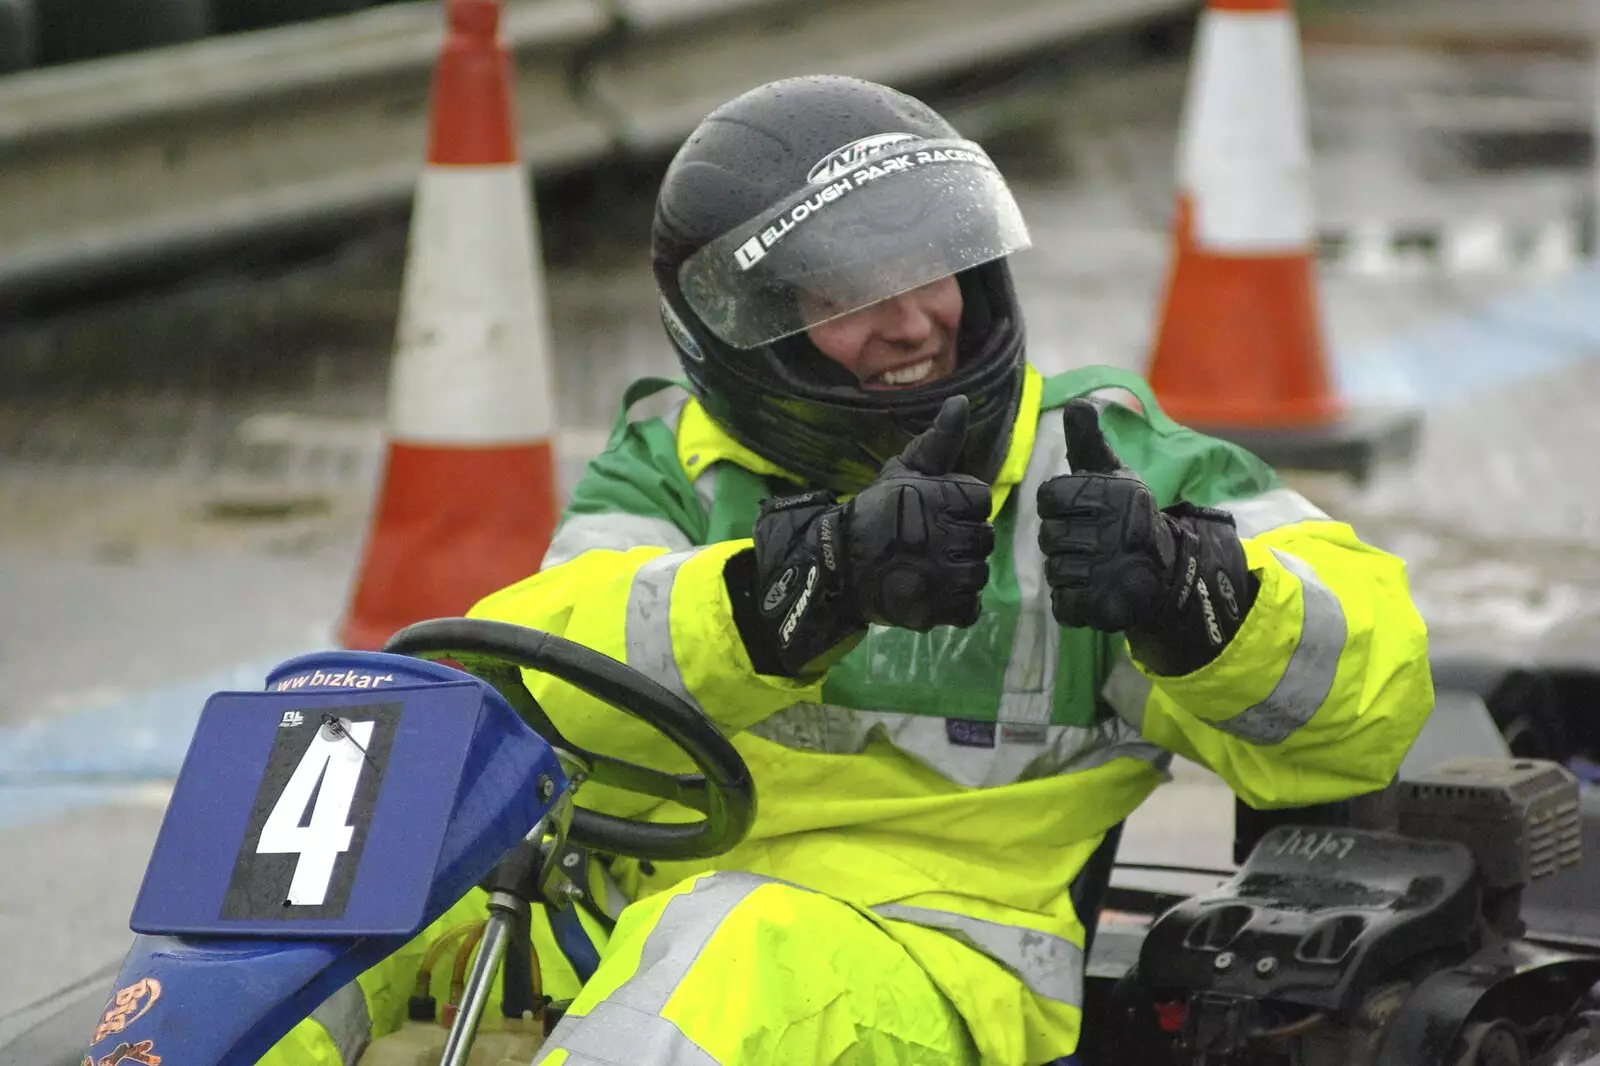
[263,74,1433,1066]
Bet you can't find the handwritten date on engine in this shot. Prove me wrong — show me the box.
[1269,828,1358,862]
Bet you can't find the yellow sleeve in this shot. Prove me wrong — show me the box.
[468,541,820,818]
[1108,515,1433,809]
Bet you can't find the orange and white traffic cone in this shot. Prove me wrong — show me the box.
[339,0,559,650]
[1145,0,1418,479]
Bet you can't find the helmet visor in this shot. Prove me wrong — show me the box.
[678,138,1032,350]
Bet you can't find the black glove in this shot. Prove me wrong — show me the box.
[728,395,996,677]
[1036,399,1257,676]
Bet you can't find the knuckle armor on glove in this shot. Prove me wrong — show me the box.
[730,467,994,677]
[1038,470,1256,677]
[847,456,994,632]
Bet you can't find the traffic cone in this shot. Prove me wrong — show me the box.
[339,0,559,650]
[1145,0,1419,480]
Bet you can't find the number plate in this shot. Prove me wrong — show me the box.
[131,681,499,938]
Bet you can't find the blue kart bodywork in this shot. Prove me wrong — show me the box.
[83,650,565,1066]
[41,646,1600,1066]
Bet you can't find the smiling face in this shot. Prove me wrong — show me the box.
[801,276,962,390]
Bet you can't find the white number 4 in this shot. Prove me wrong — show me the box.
[258,720,374,906]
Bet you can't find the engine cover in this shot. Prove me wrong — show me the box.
[1138,826,1480,1012]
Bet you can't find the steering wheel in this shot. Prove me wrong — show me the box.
[383,617,756,863]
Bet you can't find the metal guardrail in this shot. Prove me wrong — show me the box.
[587,0,1197,155]
[0,0,1197,305]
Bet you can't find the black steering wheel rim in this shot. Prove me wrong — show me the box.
[383,617,756,863]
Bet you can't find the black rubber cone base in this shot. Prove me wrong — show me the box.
[1188,405,1424,484]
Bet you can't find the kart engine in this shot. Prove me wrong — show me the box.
[1118,757,1600,1066]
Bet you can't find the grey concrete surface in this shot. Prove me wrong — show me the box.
[4,0,1600,1048]
[0,801,170,1047]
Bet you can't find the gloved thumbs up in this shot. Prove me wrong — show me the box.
[895,394,971,476]
[1061,399,1126,476]
[1041,397,1254,676]
[843,390,993,632]
[736,394,993,676]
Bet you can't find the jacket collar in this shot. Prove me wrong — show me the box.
[676,365,1043,520]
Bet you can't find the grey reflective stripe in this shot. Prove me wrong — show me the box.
[543,1001,719,1066]
[745,702,1167,788]
[536,871,770,1065]
[310,981,371,1066]
[1208,549,1348,745]
[1102,650,1152,733]
[624,550,705,712]
[1070,714,1172,775]
[611,871,768,1008]
[692,464,720,519]
[1214,487,1330,540]
[542,512,694,570]
[542,872,1087,1060]
[872,903,1083,1006]
[999,412,1070,727]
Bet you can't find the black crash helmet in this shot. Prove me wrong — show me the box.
[650,74,1032,495]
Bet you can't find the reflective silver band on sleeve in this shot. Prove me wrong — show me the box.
[1207,549,1347,745]
[623,550,705,712]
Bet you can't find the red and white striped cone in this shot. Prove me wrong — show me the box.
[339,0,560,650]
[1144,0,1418,479]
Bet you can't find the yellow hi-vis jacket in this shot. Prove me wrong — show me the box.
[457,363,1432,1062]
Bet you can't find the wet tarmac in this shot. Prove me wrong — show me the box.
[3,0,1600,1041]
